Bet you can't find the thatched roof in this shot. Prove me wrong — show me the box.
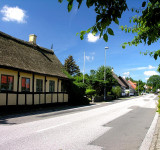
[112,72,126,88]
[118,76,134,90]
[0,31,68,79]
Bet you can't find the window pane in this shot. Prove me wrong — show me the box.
[26,78,30,92]
[22,78,26,88]
[21,78,26,92]
[1,75,7,90]
[22,78,30,92]
[1,75,7,84]
[61,81,65,92]
[36,79,43,92]
[1,75,14,91]
[8,76,13,91]
[49,81,55,92]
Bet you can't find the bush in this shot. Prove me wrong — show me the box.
[112,86,122,98]
[107,92,111,95]
[85,89,96,101]
[63,79,89,105]
[85,89,96,95]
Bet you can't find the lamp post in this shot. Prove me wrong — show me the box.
[138,80,139,96]
[104,46,109,101]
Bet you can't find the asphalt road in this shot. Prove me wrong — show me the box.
[0,94,158,150]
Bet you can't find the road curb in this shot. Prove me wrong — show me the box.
[139,112,159,150]
[149,114,160,150]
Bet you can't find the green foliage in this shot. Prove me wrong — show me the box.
[121,1,160,61]
[135,80,145,94]
[157,95,160,114]
[142,1,146,7]
[60,0,160,74]
[64,55,80,76]
[107,28,114,35]
[59,0,127,41]
[147,75,160,91]
[103,34,108,42]
[85,89,96,95]
[63,72,89,105]
[59,0,160,67]
[85,89,96,100]
[112,86,122,98]
[158,65,160,73]
[72,65,119,98]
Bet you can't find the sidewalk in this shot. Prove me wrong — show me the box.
[150,115,160,150]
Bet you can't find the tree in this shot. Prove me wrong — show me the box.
[59,0,160,60]
[59,0,127,42]
[64,55,80,76]
[147,75,160,92]
[135,80,145,94]
[94,66,118,95]
[158,65,160,73]
[121,1,160,60]
[125,77,136,82]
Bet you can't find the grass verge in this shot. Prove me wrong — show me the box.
[157,95,160,114]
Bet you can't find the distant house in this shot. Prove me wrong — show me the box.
[127,80,137,95]
[0,31,68,106]
[112,72,127,96]
[119,77,136,96]
[128,80,137,89]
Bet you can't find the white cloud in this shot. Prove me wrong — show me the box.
[148,65,156,69]
[87,33,99,42]
[123,72,130,76]
[144,71,159,76]
[129,65,156,71]
[1,5,27,23]
[85,52,95,62]
[85,55,94,61]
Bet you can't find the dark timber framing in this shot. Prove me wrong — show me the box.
[57,79,59,103]
[0,66,68,106]
[6,92,8,106]
[1,91,67,106]
[16,71,20,105]
[32,73,35,105]
[44,76,46,104]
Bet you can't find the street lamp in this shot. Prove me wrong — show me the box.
[138,80,139,96]
[104,46,109,101]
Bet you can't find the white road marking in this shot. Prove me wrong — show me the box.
[36,122,70,133]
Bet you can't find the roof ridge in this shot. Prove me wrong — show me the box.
[0,31,54,54]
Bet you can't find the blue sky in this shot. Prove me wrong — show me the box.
[0,0,159,82]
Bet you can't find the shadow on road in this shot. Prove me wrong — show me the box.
[0,104,94,125]
[90,106,156,150]
[0,97,137,125]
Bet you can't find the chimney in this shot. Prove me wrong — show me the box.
[29,34,37,44]
[112,68,114,72]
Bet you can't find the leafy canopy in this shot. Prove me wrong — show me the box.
[59,0,127,42]
[120,0,160,60]
[59,0,160,66]
[147,75,160,90]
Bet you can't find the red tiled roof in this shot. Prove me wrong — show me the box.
[128,80,136,89]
